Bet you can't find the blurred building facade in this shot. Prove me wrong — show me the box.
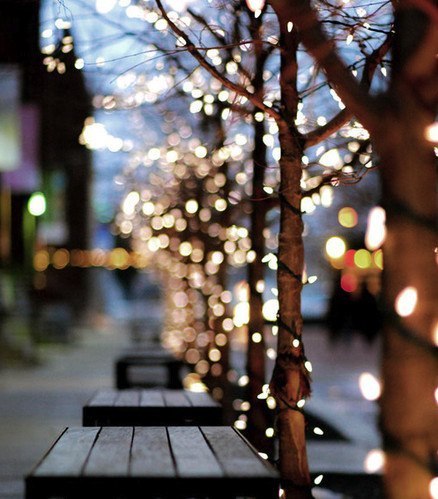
[0,0,92,321]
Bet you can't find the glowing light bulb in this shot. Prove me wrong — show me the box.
[429,476,438,499]
[262,299,279,322]
[432,321,438,346]
[185,199,198,214]
[359,372,381,401]
[365,206,386,250]
[96,0,116,14]
[325,236,347,259]
[395,286,418,317]
[314,475,323,485]
[425,122,438,143]
[27,192,46,216]
[245,0,265,13]
[364,449,385,473]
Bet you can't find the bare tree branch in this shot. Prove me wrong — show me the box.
[155,0,283,122]
[303,30,393,147]
[269,0,383,133]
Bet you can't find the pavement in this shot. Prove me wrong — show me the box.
[0,300,382,499]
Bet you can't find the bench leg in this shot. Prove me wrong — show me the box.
[116,361,129,389]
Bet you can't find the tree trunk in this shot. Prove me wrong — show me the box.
[246,12,274,456]
[373,8,438,498]
[268,13,312,499]
[246,116,273,454]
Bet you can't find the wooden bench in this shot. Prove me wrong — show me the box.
[83,388,222,426]
[25,426,279,498]
[115,348,184,389]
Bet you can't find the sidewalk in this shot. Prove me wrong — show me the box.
[0,318,382,499]
[0,320,128,499]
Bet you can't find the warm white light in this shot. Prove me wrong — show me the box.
[319,148,343,169]
[365,206,386,250]
[425,122,438,143]
[28,192,46,217]
[81,120,108,150]
[359,372,381,401]
[325,236,346,259]
[364,449,385,473]
[252,332,262,343]
[122,191,140,216]
[233,302,249,327]
[262,299,279,322]
[96,0,116,14]
[185,199,198,214]
[245,0,265,12]
[314,475,323,485]
[433,321,438,346]
[429,477,438,498]
[395,286,418,317]
[313,427,324,436]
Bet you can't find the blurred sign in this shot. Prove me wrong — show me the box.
[0,64,40,192]
[0,66,20,172]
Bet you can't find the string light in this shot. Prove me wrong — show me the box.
[359,372,381,401]
[364,449,385,473]
[365,206,386,250]
[395,287,418,317]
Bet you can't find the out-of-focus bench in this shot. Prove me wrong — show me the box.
[115,347,184,389]
[83,388,222,426]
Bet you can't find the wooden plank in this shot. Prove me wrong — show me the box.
[115,390,140,407]
[167,427,223,478]
[163,390,191,407]
[130,427,175,477]
[184,391,220,408]
[139,389,165,407]
[84,427,132,476]
[34,427,99,477]
[201,427,277,478]
[87,389,118,407]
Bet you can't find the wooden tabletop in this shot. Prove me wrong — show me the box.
[26,426,279,498]
[83,389,222,426]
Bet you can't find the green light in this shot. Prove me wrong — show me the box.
[27,192,46,216]
[354,248,372,269]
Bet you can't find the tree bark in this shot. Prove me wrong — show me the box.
[374,7,438,497]
[268,10,312,498]
[246,10,275,456]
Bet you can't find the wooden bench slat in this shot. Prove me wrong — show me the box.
[34,427,99,477]
[139,389,165,407]
[115,390,140,407]
[163,390,191,407]
[167,427,223,478]
[202,427,275,477]
[84,427,132,476]
[130,427,175,477]
[184,391,220,408]
[88,389,118,407]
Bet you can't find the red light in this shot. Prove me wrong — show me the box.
[344,249,356,267]
[341,273,357,293]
